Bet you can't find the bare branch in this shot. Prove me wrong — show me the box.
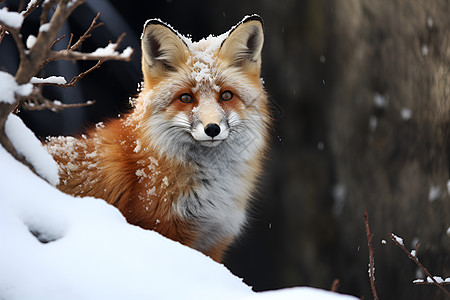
[68,11,103,51]
[66,33,74,50]
[19,88,95,112]
[44,48,132,64]
[15,0,89,85]
[364,211,380,300]
[112,32,127,51]
[65,60,102,87]
[49,34,66,49]
[33,61,103,88]
[23,99,95,112]
[389,233,450,297]
[0,0,133,180]
[35,32,132,90]
[44,32,132,65]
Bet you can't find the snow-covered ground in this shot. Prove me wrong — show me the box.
[0,114,357,300]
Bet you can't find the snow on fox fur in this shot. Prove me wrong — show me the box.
[45,15,271,262]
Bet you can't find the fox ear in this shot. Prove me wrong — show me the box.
[219,15,264,68]
[141,19,188,77]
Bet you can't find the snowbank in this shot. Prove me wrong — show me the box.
[0,116,357,300]
[5,114,59,185]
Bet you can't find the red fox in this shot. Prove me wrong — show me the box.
[45,15,270,262]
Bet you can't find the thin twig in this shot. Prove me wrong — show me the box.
[364,211,380,300]
[44,48,131,64]
[331,279,340,293]
[66,33,74,50]
[0,26,6,45]
[112,32,126,50]
[44,32,131,66]
[69,11,103,51]
[21,0,44,18]
[389,233,450,297]
[22,100,95,112]
[49,34,66,49]
[66,60,102,86]
[34,61,104,88]
[15,0,88,85]
[19,89,95,112]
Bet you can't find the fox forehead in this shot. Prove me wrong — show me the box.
[185,34,227,93]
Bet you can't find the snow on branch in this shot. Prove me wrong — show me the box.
[44,33,132,64]
[5,113,59,185]
[20,0,43,18]
[0,0,133,95]
[19,86,95,112]
[0,71,33,105]
[0,7,24,28]
[0,0,133,181]
[363,211,380,300]
[30,76,67,85]
[413,277,450,285]
[389,233,450,297]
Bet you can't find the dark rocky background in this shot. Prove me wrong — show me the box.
[1,1,449,299]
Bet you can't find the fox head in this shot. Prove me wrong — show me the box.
[135,15,269,162]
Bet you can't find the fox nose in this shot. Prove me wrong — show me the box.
[204,123,221,138]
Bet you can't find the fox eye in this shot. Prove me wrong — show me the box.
[179,93,194,103]
[220,90,233,101]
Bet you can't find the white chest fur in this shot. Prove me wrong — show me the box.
[173,144,250,252]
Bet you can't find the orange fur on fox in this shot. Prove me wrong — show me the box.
[46,15,270,262]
